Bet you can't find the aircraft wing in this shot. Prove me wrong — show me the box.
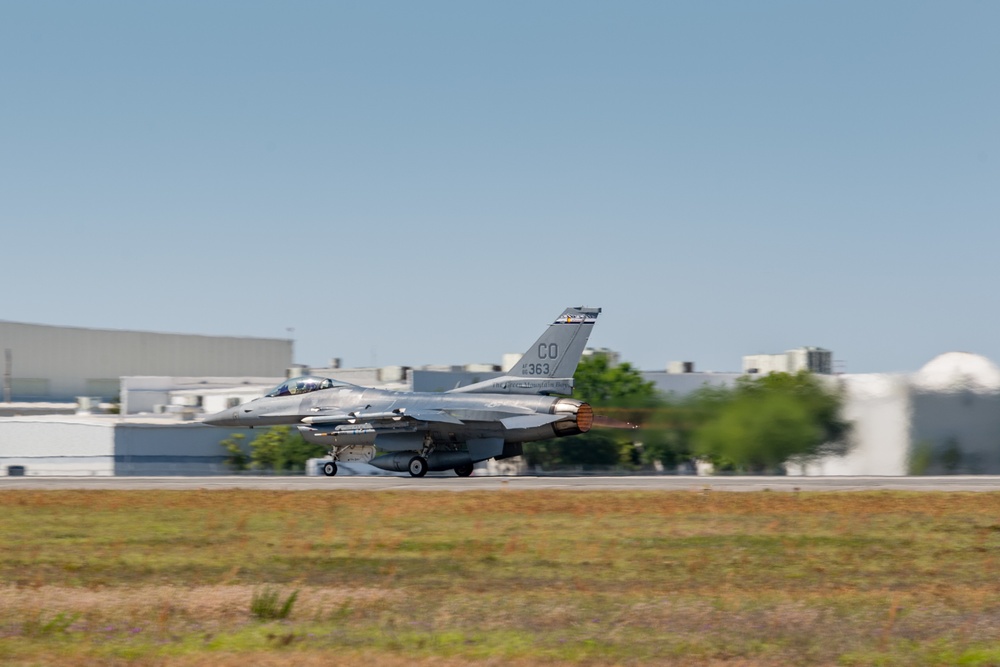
[407,410,466,425]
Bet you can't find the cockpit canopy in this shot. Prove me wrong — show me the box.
[265,376,346,398]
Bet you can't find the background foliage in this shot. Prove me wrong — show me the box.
[221,426,326,473]
[529,355,851,474]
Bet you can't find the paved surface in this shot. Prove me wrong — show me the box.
[5,475,1000,491]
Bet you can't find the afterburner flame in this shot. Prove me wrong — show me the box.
[577,403,594,432]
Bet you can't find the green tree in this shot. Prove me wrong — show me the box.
[637,385,734,470]
[734,371,850,450]
[691,371,851,473]
[220,433,250,471]
[249,426,326,473]
[573,354,658,407]
[524,430,621,469]
[692,392,820,473]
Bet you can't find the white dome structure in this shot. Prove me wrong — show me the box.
[912,352,1000,393]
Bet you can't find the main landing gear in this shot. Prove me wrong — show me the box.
[454,463,474,477]
[322,461,338,477]
[408,456,428,478]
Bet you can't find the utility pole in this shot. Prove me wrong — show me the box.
[3,349,11,403]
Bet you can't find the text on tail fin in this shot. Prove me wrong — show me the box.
[512,306,601,379]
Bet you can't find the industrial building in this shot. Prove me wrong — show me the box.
[0,321,292,402]
[643,368,742,398]
[743,346,833,375]
[0,415,229,476]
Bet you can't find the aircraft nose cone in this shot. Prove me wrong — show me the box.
[202,409,238,427]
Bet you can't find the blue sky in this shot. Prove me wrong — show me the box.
[2,1,997,373]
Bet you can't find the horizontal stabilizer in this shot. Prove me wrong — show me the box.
[444,406,535,423]
[500,414,566,430]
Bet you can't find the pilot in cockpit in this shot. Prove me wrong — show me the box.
[266,376,340,398]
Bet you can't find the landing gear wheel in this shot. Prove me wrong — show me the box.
[322,461,338,477]
[408,456,428,478]
[454,463,474,477]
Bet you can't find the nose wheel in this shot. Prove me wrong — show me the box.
[322,461,338,477]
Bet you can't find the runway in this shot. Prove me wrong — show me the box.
[5,475,1000,491]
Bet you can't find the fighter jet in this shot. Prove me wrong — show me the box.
[203,306,601,477]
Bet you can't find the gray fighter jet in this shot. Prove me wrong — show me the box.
[203,306,601,477]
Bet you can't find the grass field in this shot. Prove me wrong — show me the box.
[2,489,1000,666]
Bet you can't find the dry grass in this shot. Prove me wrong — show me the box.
[2,490,1000,665]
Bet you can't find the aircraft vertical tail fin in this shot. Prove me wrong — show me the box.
[447,306,601,395]
[511,306,601,379]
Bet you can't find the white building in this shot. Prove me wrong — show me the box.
[120,377,281,416]
[0,415,231,476]
[0,321,292,402]
[743,346,833,375]
[582,347,622,366]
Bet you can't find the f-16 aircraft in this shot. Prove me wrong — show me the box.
[203,306,602,477]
